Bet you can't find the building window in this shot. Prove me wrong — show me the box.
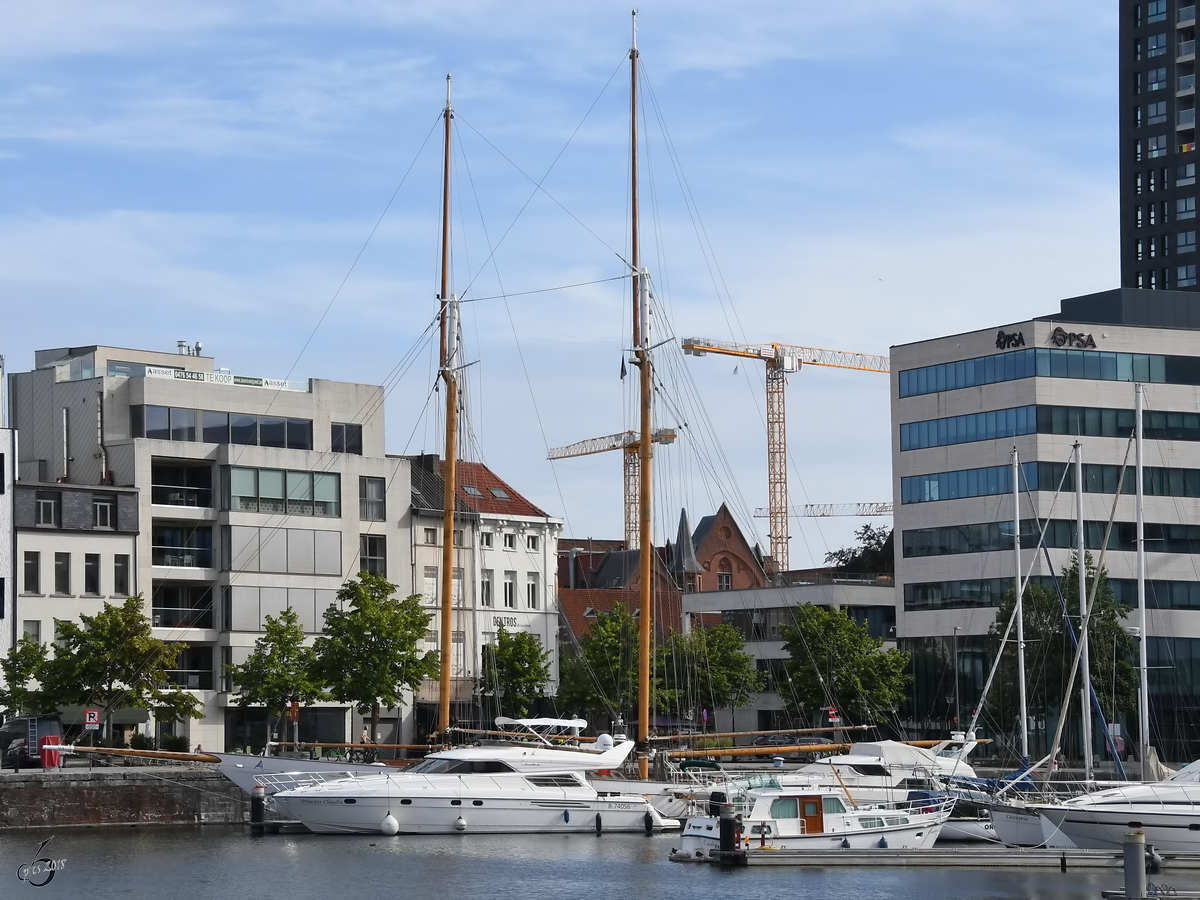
[480,532,493,548]
[453,567,464,605]
[1150,67,1168,91]
[424,527,437,545]
[84,554,101,595]
[331,422,363,455]
[1137,206,1145,228]
[1148,101,1168,125]
[36,491,60,527]
[133,406,312,449]
[93,494,116,529]
[1136,105,1144,128]
[527,535,539,551]
[1151,235,1160,258]
[453,529,464,546]
[503,571,516,609]
[526,574,539,609]
[1138,270,1146,287]
[23,552,40,594]
[463,485,483,497]
[1180,264,1199,286]
[481,569,494,607]
[23,621,40,643]
[359,476,385,521]
[1137,238,1146,261]
[226,467,340,517]
[423,566,438,604]
[1135,70,1144,94]
[114,554,130,596]
[1181,197,1198,220]
[1136,171,1145,194]
[54,553,70,595]
[1180,230,1197,253]
[152,525,214,567]
[1180,163,1198,186]
[152,584,214,629]
[503,533,516,550]
[1150,168,1159,192]
[1151,268,1160,288]
[718,559,733,591]
[1148,33,1168,57]
[152,463,213,508]
[360,535,386,576]
[1148,0,1167,22]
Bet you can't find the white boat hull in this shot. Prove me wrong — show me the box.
[675,811,946,854]
[1039,804,1200,852]
[988,801,1076,848]
[938,817,996,843]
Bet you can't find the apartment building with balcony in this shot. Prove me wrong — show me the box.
[7,344,411,751]
[1121,0,1200,290]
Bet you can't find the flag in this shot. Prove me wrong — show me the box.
[620,358,627,380]
[733,365,738,375]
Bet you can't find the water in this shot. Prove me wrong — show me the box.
[3,827,1200,900]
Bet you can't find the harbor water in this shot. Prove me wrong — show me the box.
[5,827,1200,899]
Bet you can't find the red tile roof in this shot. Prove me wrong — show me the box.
[445,460,550,519]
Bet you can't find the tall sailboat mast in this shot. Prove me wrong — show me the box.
[1012,447,1029,763]
[1136,382,1150,775]
[1075,441,1093,781]
[630,10,654,781]
[438,73,459,737]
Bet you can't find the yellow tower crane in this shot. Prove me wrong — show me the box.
[681,338,889,573]
[547,428,677,549]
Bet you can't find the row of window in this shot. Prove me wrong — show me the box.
[903,403,1200,451]
[1134,136,1196,162]
[902,518,1200,559]
[419,566,542,609]
[1134,232,1197,260]
[897,346,1200,398]
[904,576,1200,612]
[132,404,364,455]
[1133,2,1171,27]
[23,551,130,597]
[1134,199,1197,225]
[417,527,541,551]
[34,491,118,529]
[227,468,342,518]
[1134,164,1196,193]
[1134,265,1199,287]
[901,460,1200,503]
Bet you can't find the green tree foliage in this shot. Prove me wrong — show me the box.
[662,623,764,718]
[557,603,666,727]
[824,524,894,574]
[0,634,49,715]
[990,553,1137,755]
[478,625,551,718]
[41,596,202,729]
[780,604,909,724]
[311,574,439,736]
[226,607,327,741]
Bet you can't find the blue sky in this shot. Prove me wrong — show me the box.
[1,1,1119,566]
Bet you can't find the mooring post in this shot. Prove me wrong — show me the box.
[250,785,265,837]
[718,804,737,853]
[1124,830,1147,899]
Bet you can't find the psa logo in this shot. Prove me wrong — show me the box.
[16,837,65,887]
[995,330,1025,350]
[1050,326,1097,349]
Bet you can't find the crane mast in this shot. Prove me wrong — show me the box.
[682,337,889,573]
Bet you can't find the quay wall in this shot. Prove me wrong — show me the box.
[0,766,246,828]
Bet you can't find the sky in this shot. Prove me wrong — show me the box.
[0,0,1121,568]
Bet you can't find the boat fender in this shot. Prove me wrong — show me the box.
[595,813,602,835]
[877,836,888,849]
[380,815,399,836]
[454,816,466,832]
[564,810,570,824]
[841,839,850,849]
[644,811,654,835]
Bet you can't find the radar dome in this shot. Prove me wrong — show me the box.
[595,733,614,750]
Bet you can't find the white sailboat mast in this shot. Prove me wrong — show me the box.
[1136,382,1150,776]
[1076,441,1093,781]
[1013,447,1029,762]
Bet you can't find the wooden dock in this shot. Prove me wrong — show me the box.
[699,847,1200,869]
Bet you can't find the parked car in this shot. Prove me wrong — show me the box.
[0,715,64,769]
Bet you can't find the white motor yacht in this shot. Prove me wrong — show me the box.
[672,789,953,858]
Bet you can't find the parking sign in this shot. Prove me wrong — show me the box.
[84,710,100,731]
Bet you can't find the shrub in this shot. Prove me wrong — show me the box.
[159,734,189,752]
[130,732,155,750]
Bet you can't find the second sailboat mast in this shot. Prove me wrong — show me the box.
[438,73,458,737]
[631,11,653,782]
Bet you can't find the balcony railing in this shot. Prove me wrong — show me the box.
[1181,5,1197,23]
[152,607,214,629]
[1181,109,1197,127]
[1181,39,1197,58]
[151,485,212,507]
[1182,74,1197,92]
[151,547,213,567]
[165,670,214,691]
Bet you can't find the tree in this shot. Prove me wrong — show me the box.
[990,552,1137,759]
[311,573,439,739]
[556,603,667,729]
[662,623,763,721]
[780,604,909,724]
[0,634,49,715]
[478,626,551,718]
[824,524,894,574]
[40,596,202,735]
[226,607,326,745]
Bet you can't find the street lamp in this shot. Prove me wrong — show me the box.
[953,626,962,728]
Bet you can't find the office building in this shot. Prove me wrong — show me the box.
[892,289,1200,759]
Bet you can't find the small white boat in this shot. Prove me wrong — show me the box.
[671,790,953,859]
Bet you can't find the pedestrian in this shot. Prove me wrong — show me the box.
[360,728,372,745]
[193,743,203,754]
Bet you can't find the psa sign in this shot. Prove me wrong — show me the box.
[995,330,1025,350]
[1050,326,1097,349]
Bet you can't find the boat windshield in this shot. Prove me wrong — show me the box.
[731,774,781,792]
[406,758,516,775]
